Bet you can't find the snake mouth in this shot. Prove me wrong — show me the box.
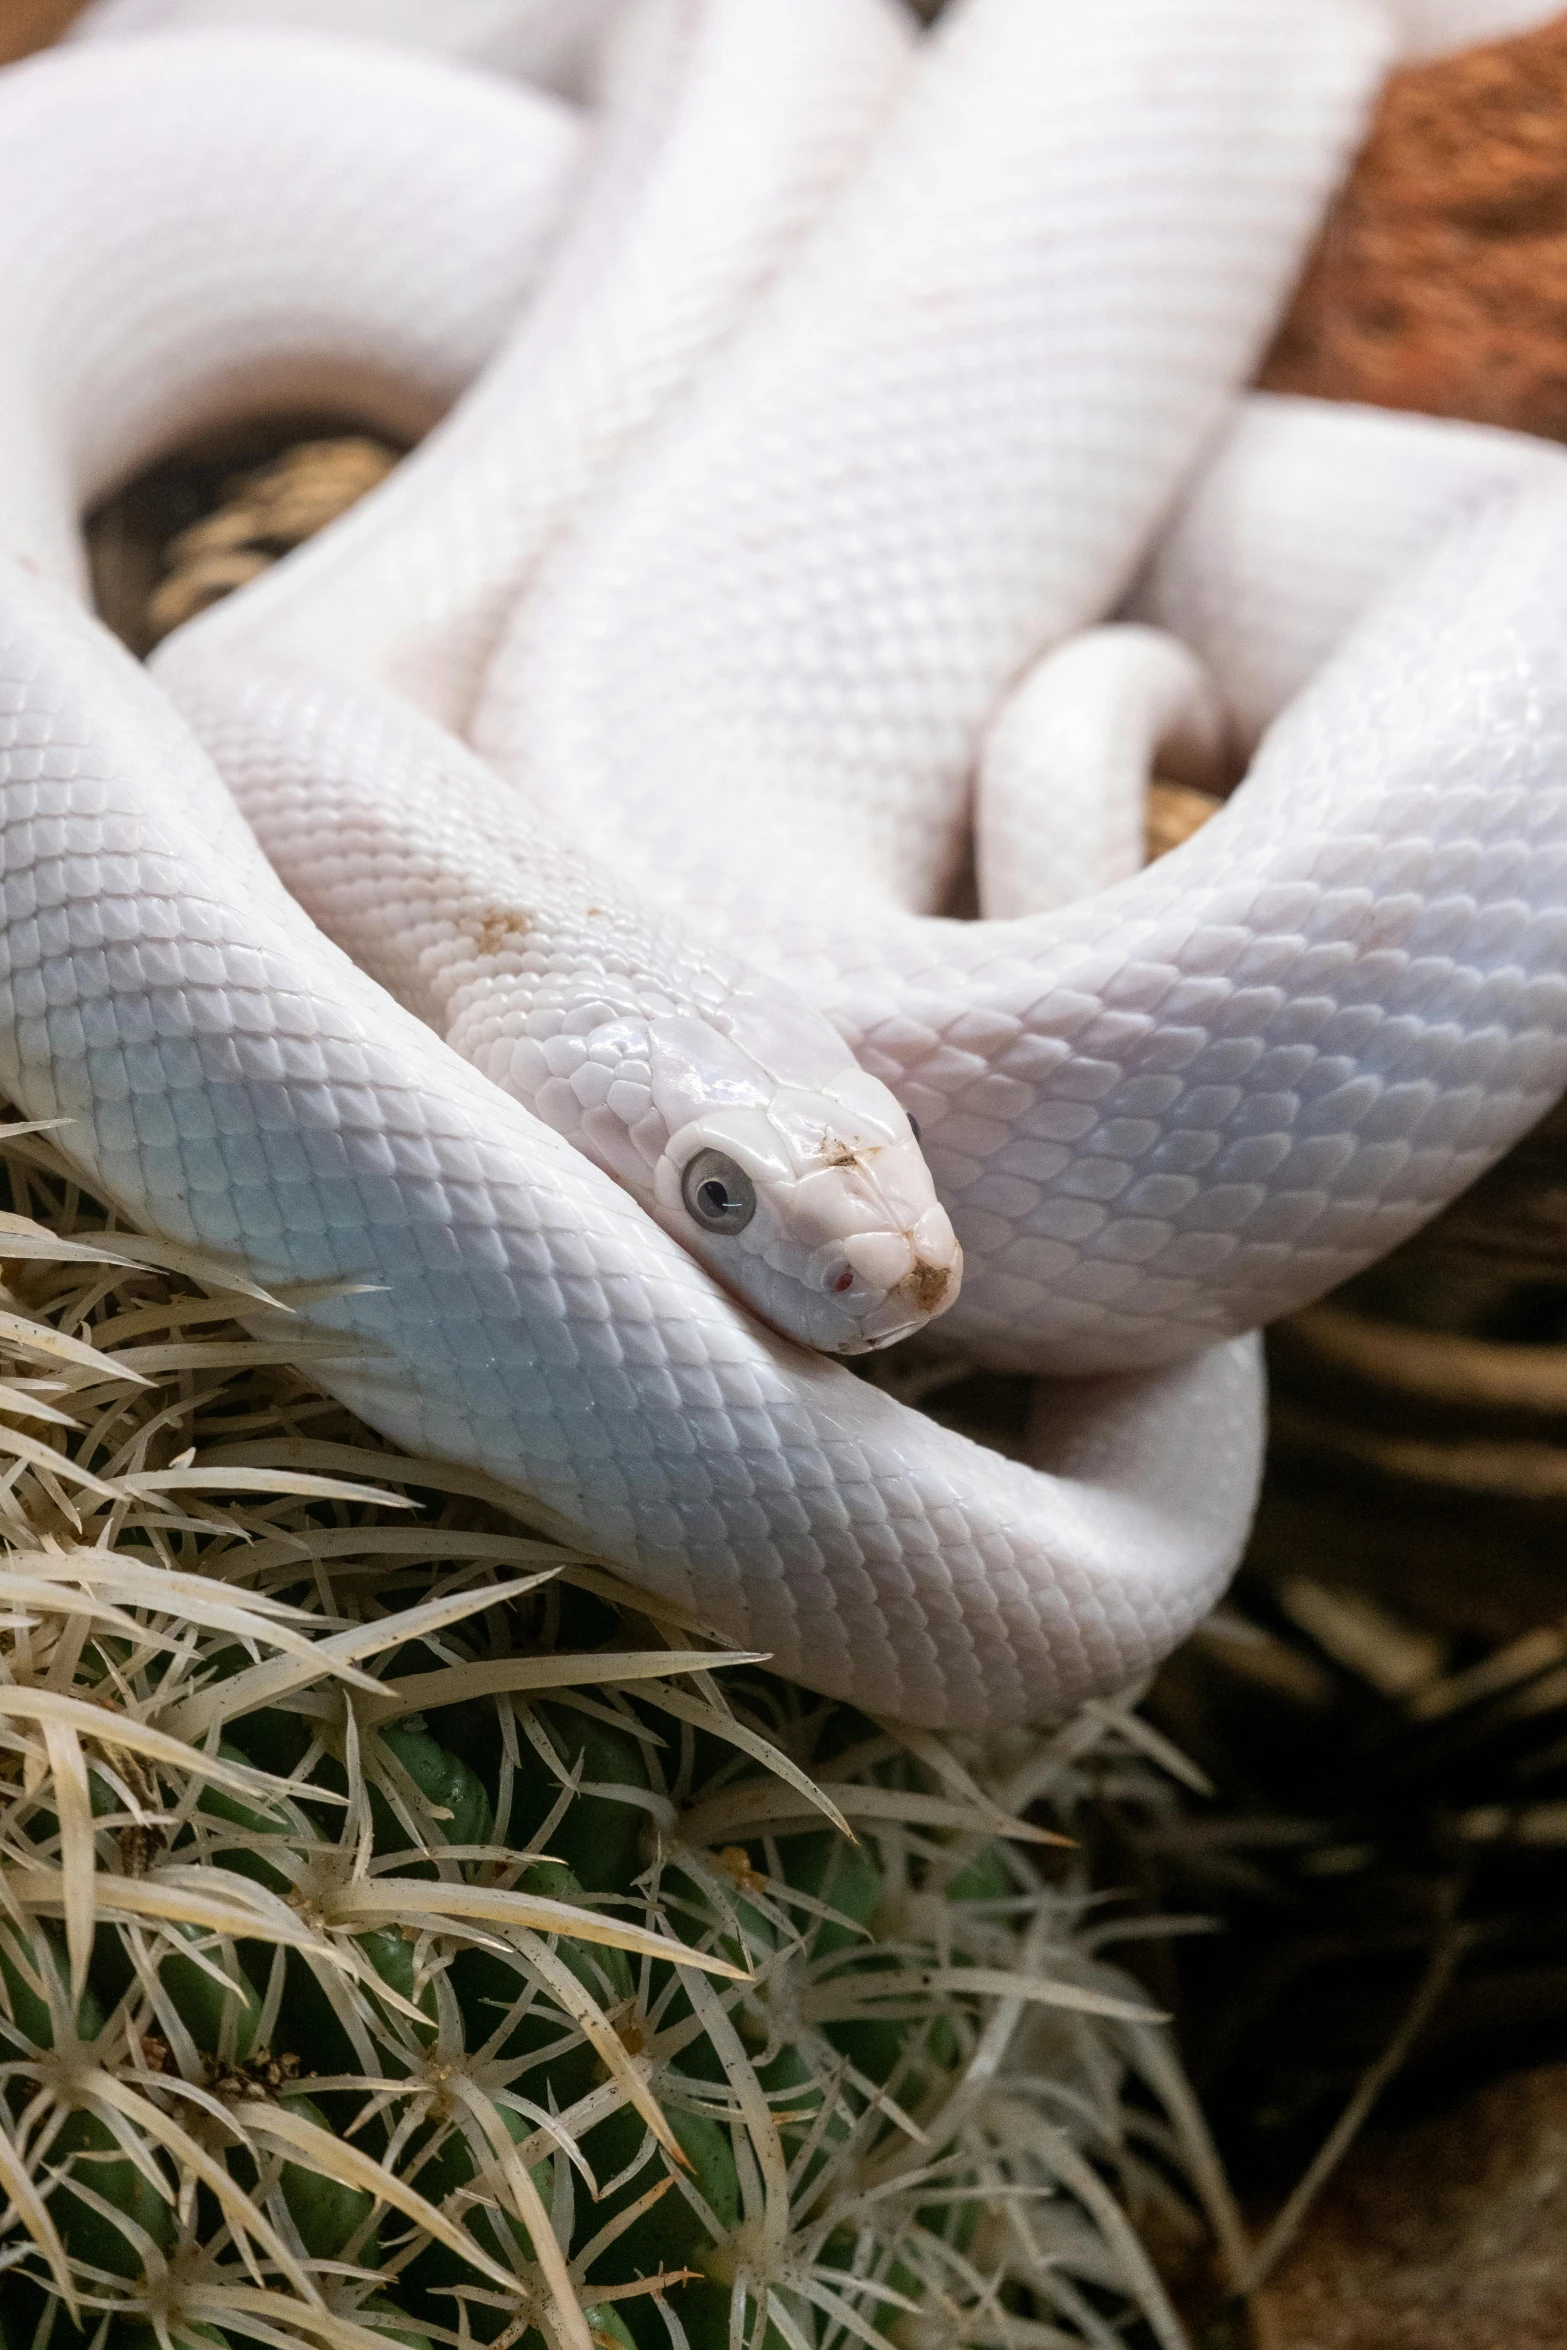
[837,1249,963,1354]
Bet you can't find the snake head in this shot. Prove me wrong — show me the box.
[646,1009,961,1354]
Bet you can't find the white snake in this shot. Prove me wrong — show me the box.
[0,0,1564,1729]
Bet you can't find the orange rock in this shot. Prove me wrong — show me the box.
[1263,12,1567,439]
[0,1,85,66]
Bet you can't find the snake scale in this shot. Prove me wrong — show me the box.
[0,0,1562,1727]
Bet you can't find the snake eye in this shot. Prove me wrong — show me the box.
[681,1149,757,1237]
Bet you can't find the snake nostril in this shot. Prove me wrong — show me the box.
[831,1266,856,1295]
[906,1260,952,1315]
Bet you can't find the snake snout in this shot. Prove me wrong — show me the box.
[905,1254,958,1319]
[834,1212,963,1351]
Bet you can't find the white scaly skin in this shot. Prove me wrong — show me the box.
[68,0,630,99]
[141,1,958,1353]
[0,1,1556,1725]
[161,0,915,732]
[0,35,582,595]
[76,0,1563,78]
[1132,391,1567,746]
[0,6,1282,1726]
[964,589,1270,1750]
[485,0,1553,1379]
[165,651,959,1351]
[479,0,1394,914]
[976,626,1228,923]
[513,464,1567,1385]
[820,488,1567,1377]
[0,557,1265,1729]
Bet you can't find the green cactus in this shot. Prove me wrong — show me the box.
[0,1126,1234,2350]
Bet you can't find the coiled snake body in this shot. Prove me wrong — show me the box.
[0,0,1564,1726]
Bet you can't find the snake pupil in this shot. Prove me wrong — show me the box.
[682,1149,757,1236]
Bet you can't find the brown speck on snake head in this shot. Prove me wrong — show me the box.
[903,1260,953,1316]
[470,907,531,956]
